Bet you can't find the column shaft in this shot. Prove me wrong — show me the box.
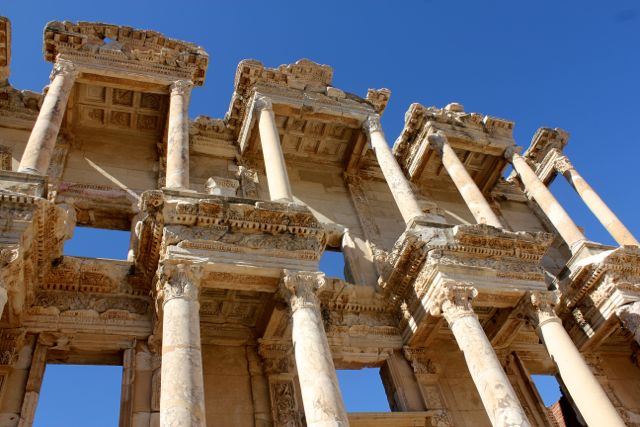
[365,116,433,225]
[282,271,348,427]
[160,266,206,427]
[18,61,77,175]
[165,80,192,189]
[430,133,502,227]
[0,286,7,320]
[556,156,639,246]
[437,285,530,427]
[537,318,625,426]
[256,97,293,202]
[509,151,585,249]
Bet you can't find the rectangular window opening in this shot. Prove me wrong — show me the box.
[319,248,347,281]
[337,368,391,413]
[531,374,562,407]
[34,364,123,427]
[63,226,131,260]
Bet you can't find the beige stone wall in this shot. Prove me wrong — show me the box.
[290,165,363,237]
[61,132,158,192]
[202,345,255,427]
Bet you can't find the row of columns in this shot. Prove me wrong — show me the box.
[429,283,626,427]
[157,264,626,427]
[17,59,638,249]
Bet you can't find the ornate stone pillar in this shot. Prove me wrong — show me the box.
[280,270,348,427]
[554,154,639,246]
[430,283,530,427]
[617,301,640,344]
[255,96,293,202]
[18,60,78,175]
[506,148,585,250]
[165,80,193,189]
[524,291,625,427]
[363,115,441,225]
[428,132,503,228]
[159,264,206,427]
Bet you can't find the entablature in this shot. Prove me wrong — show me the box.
[44,20,209,86]
[393,103,515,193]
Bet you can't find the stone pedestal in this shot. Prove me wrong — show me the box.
[507,149,585,250]
[256,96,293,202]
[525,291,625,427]
[18,60,77,175]
[364,116,441,225]
[165,80,192,189]
[281,271,348,427]
[555,155,639,246]
[428,132,502,228]
[432,284,530,427]
[159,265,206,427]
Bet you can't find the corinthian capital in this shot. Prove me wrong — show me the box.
[159,263,203,304]
[254,94,273,112]
[50,60,78,81]
[169,79,193,96]
[554,155,574,174]
[522,290,560,327]
[362,115,383,137]
[427,130,447,152]
[429,282,478,324]
[280,270,325,313]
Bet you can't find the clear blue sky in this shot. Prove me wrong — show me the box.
[4,0,638,423]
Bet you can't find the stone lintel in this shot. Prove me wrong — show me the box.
[44,21,209,86]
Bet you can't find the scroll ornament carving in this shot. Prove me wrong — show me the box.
[50,60,78,81]
[170,79,193,96]
[554,155,574,175]
[403,347,438,375]
[524,290,560,327]
[281,270,325,313]
[160,264,203,303]
[362,115,382,136]
[616,301,640,340]
[270,380,301,427]
[429,282,478,324]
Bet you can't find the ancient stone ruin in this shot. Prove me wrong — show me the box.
[0,16,639,427]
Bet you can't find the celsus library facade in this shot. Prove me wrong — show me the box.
[0,16,639,427]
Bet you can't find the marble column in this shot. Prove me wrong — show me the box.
[431,283,530,427]
[506,148,585,250]
[525,291,625,427]
[363,116,442,225]
[281,270,348,427]
[554,154,639,246]
[159,264,206,427]
[255,95,293,202]
[0,286,7,320]
[165,80,193,189]
[428,132,503,228]
[617,301,640,344]
[18,60,78,175]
